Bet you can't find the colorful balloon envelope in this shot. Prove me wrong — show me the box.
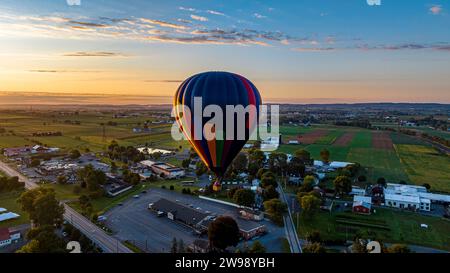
[174,71,262,181]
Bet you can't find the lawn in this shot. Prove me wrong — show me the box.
[390,132,428,145]
[395,144,450,192]
[295,209,450,251]
[0,191,29,228]
[307,145,350,162]
[279,125,313,136]
[0,135,33,148]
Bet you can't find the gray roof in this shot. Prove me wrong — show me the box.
[152,198,209,226]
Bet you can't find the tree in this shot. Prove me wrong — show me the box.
[260,171,278,189]
[299,194,321,218]
[69,149,81,159]
[286,157,305,177]
[358,175,367,182]
[171,237,178,253]
[299,176,315,193]
[182,159,190,169]
[320,149,330,163]
[248,149,265,172]
[232,152,248,173]
[387,244,411,253]
[294,149,311,164]
[30,158,41,167]
[57,175,67,185]
[263,198,287,226]
[178,239,186,253]
[263,185,279,201]
[208,216,240,251]
[18,188,65,227]
[17,225,66,253]
[422,183,431,191]
[249,241,266,253]
[268,152,287,175]
[306,230,322,243]
[303,242,326,253]
[377,177,387,187]
[77,164,106,193]
[111,161,118,173]
[195,161,208,176]
[334,175,352,196]
[233,189,255,207]
[123,169,141,185]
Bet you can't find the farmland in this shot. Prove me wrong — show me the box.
[294,209,450,251]
[276,124,449,191]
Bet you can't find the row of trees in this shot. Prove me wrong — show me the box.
[0,176,24,193]
[107,141,144,163]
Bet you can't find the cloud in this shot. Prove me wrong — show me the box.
[68,20,107,28]
[28,69,101,73]
[206,10,225,16]
[292,47,335,52]
[190,14,208,22]
[430,5,443,15]
[139,18,188,29]
[179,7,196,12]
[253,13,267,19]
[144,79,183,83]
[63,51,126,57]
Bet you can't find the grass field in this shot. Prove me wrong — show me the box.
[315,130,344,145]
[0,191,29,228]
[395,144,450,192]
[295,209,450,251]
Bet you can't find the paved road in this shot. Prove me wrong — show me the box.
[0,160,132,253]
[279,186,302,253]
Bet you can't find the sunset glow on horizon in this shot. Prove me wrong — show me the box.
[1,0,449,104]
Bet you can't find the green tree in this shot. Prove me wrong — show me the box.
[387,244,411,253]
[303,242,326,253]
[208,216,240,251]
[294,149,311,164]
[171,237,178,253]
[334,175,352,196]
[69,149,81,159]
[263,198,287,226]
[268,152,287,175]
[17,225,66,253]
[262,185,279,201]
[306,230,322,243]
[299,194,321,218]
[260,171,278,188]
[299,176,315,192]
[233,189,255,207]
[18,188,64,227]
[30,158,41,167]
[182,159,190,169]
[320,148,330,163]
[249,241,266,253]
[56,175,67,185]
[232,152,248,173]
[377,177,387,187]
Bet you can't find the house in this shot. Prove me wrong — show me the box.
[0,227,21,248]
[288,140,299,145]
[3,147,31,157]
[352,196,372,215]
[149,199,211,232]
[140,160,185,179]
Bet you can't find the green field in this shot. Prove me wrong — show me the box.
[395,144,450,192]
[295,209,450,251]
[0,191,29,228]
[0,111,186,153]
[275,125,450,189]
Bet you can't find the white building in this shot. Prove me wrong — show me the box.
[382,183,443,211]
[140,160,185,179]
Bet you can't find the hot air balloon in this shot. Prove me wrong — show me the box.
[174,72,262,191]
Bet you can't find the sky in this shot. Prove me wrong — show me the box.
[0,0,449,104]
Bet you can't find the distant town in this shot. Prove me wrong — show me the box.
[0,103,449,253]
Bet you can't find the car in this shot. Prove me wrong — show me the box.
[62,232,68,237]
[118,203,123,206]
[133,195,140,198]
[142,190,148,194]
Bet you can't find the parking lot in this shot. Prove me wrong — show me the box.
[103,188,285,253]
